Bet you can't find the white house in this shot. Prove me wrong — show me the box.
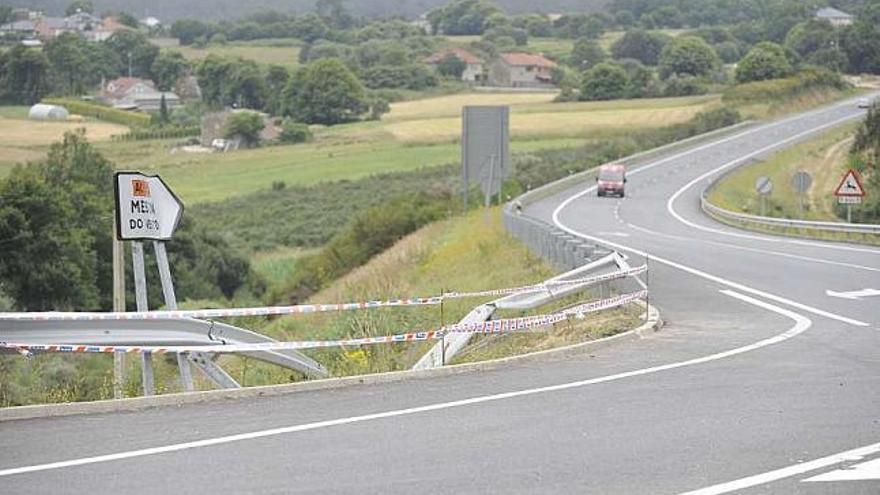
[103,77,181,112]
[816,7,853,27]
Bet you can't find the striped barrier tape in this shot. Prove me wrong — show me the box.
[0,291,647,356]
[0,266,646,322]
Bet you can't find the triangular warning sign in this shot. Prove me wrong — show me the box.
[834,169,865,197]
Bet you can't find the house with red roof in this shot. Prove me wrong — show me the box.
[425,47,484,83]
[490,53,557,88]
[102,77,180,111]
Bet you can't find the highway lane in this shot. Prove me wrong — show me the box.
[2,96,879,494]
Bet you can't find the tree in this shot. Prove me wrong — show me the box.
[658,36,720,79]
[316,0,355,30]
[159,94,170,124]
[849,101,880,220]
[0,5,13,25]
[151,51,189,92]
[427,0,501,35]
[569,38,607,71]
[65,0,94,16]
[580,63,629,101]
[611,29,670,66]
[264,65,290,116]
[0,131,112,311]
[279,119,313,143]
[170,19,214,45]
[43,32,90,95]
[0,45,50,104]
[735,42,793,83]
[283,58,368,125]
[842,4,880,74]
[117,11,139,28]
[228,60,268,109]
[106,30,159,78]
[437,53,466,79]
[224,111,265,147]
[0,131,254,311]
[784,19,835,60]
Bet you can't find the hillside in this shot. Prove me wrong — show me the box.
[21,0,609,21]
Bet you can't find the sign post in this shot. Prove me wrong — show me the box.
[114,172,185,395]
[755,176,773,216]
[833,169,866,223]
[111,216,126,399]
[791,171,812,219]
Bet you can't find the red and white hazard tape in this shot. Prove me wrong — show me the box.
[0,266,645,322]
[0,291,647,355]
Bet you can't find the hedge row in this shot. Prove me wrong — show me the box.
[111,126,201,141]
[722,67,849,104]
[41,98,152,128]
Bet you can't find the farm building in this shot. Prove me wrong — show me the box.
[28,104,69,121]
[489,53,557,89]
[425,48,484,83]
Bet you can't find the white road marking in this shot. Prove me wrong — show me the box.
[553,193,869,327]
[826,288,880,300]
[664,113,880,255]
[803,457,880,482]
[597,231,630,237]
[0,291,810,478]
[624,222,880,273]
[677,442,880,494]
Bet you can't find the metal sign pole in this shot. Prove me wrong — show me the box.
[131,241,155,396]
[153,241,194,392]
[112,217,126,399]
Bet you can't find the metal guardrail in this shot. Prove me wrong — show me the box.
[701,196,880,235]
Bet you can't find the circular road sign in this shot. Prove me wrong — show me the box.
[791,170,813,193]
[755,176,773,195]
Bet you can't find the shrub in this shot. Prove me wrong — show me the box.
[662,74,707,97]
[41,98,151,127]
[580,63,629,101]
[111,125,200,142]
[224,111,265,146]
[279,120,312,143]
[723,67,849,104]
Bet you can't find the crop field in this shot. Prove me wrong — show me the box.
[0,113,128,176]
[170,42,301,69]
[83,92,720,203]
[1,92,720,203]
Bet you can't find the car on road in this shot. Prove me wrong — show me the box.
[597,164,627,197]
[857,98,871,109]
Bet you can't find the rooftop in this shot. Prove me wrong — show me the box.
[500,53,557,68]
[816,7,852,19]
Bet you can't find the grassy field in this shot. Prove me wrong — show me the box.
[84,93,717,203]
[168,42,301,70]
[0,112,128,176]
[212,207,636,382]
[708,123,859,221]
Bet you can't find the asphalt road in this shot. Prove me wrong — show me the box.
[2,96,879,494]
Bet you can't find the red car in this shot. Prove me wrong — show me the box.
[597,164,626,197]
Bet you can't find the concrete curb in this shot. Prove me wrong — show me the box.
[0,303,661,422]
